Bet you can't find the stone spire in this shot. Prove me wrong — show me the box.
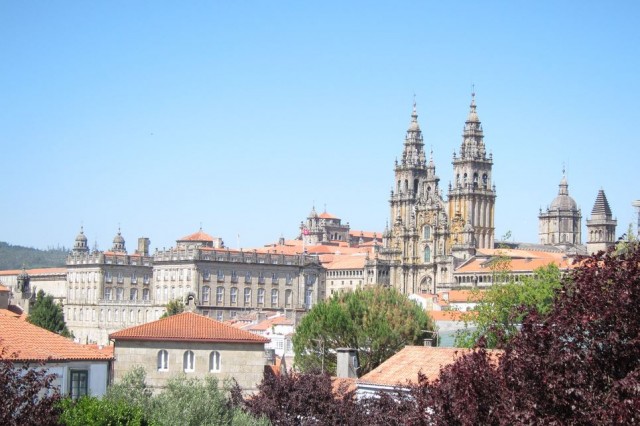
[401,101,427,168]
[459,91,486,160]
[587,189,617,254]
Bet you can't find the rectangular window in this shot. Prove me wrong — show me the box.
[69,370,88,399]
[271,289,279,306]
[271,272,278,284]
[203,270,211,281]
[117,272,124,284]
[131,272,137,284]
[244,271,251,283]
[231,270,238,283]
[129,288,138,301]
[116,287,124,301]
[104,287,112,301]
[143,274,150,284]
[105,271,112,283]
[230,287,238,304]
[244,288,251,305]
[257,288,265,305]
[258,272,265,284]
[217,270,225,282]
[142,288,150,301]
[202,286,210,303]
[286,273,293,285]
[216,287,224,304]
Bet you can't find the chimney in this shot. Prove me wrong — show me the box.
[336,348,359,378]
[137,237,150,256]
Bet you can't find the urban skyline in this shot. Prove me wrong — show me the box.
[2,2,638,251]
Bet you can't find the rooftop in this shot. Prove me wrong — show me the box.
[109,311,270,344]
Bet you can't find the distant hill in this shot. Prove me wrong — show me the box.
[0,242,68,270]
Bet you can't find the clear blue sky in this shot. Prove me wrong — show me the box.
[1,1,638,252]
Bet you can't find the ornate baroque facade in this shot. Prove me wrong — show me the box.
[381,93,496,294]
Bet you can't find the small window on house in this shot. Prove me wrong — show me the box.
[183,350,195,372]
[210,351,221,372]
[69,370,88,399]
[158,350,169,371]
[202,286,210,303]
[230,287,238,304]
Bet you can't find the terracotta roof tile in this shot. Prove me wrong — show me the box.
[0,267,67,276]
[358,346,501,387]
[0,315,114,362]
[248,315,294,331]
[318,212,338,219]
[178,230,215,242]
[109,311,270,344]
[0,284,9,292]
[428,310,468,321]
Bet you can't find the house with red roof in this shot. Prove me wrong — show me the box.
[109,311,270,393]
[356,345,501,397]
[0,313,113,399]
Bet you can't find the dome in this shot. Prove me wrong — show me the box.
[75,226,88,243]
[113,232,125,244]
[549,176,578,210]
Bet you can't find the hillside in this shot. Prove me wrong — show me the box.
[0,242,68,270]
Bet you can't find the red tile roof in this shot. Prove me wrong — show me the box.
[0,284,9,292]
[0,315,114,362]
[178,230,215,242]
[358,346,501,387]
[109,311,270,344]
[318,212,338,219]
[0,267,67,276]
[248,315,294,332]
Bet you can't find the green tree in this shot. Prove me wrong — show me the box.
[105,366,153,412]
[27,289,72,337]
[293,286,435,376]
[455,263,563,348]
[150,376,266,426]
[160,299,185,318]
[58,396,149,426]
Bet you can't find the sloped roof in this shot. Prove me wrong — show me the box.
[178,230,215,242]
[109,311,269,344]
[0,284,9,292]
[0,267,67,277]
[591,189,613,218]
[318,212,338,219]
[455,249,573,274]
[358,346,501,387]
[248,315,294,332]
[0,315,113,362]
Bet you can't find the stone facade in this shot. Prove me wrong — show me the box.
[112,339,266,393]
[381,93,495,294]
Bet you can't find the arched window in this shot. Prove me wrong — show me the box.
[473,173,478,188]
[183,350,195,372]
[271,289,279,306]
[482,173,488,189]
[210,351,221,372]
[158,350,169,371]
[424,246,431,263]
[202,286,210,303]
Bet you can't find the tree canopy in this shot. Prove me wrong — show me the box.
[160,299,185,318]
[0,346,62,426]
[392,242,640,424]
[293,286,435,375]
[27,290,72,337]
[455,263,563,348]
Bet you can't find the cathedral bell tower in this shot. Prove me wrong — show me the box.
[384,101,452,294]
[448,92,496,249]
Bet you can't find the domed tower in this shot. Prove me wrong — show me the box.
[586,189,617,254]
[539,172,582,246]
[111,228,126,253]
[72,226,89,254]
[384,101,452,294]
[448,92,496,249]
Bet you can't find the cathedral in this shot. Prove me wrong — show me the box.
[381,93,496,294]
